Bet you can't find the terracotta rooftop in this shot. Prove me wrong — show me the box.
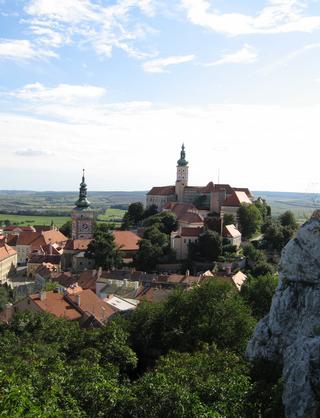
[4,225,35,232]
[67,289,115,323]
[28,254,61,265]
[147,186,175,196]
[5,234,18,247]
[29,291,82,321]
[113,231,141,251]
[135,287,173,303]
[64,239,92,251]
[180,227,204,237]
[0,243,17,262]
[223,191,252,207]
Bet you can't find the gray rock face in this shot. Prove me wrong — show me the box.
[246,211,320,418]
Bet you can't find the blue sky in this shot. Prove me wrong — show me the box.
[0,0,320,193]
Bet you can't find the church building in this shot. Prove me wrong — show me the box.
[146,144,253,216]
[71,170,95,240]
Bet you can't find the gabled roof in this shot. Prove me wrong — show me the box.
[213,184,234,195]
[67,289,115,323]
[28,291,82,320]
[163,202,204,225]
[6,234,18,246]
[223,224,241,239]
[17,230,68,248]
[180,227,204,237]
[64,239,92,251]
[4,225,35,232]
[28,254,61,265]
[233,188,253,198]
[113,231,141,251]
[223,191,252,207]
[147,186,175,196]
[0,243,17,262]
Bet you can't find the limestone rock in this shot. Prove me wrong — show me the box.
[246,210,320,418]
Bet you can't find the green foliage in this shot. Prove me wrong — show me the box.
[142,204,158,219]
[60,220,72,237]
[121,202,145,229]
[193,194,209,210]
[127,345,250,418]
[223,213,236,225]
[204,212,221,233]
[238,204,263,239]
[261,211,298,254]
[143,211,178,234]
[240,274,278,320]
[129,280,256,364]
[85,226,123,269]
[0,311,136,418]
[189,230,222,262]
[0,285,10,310]
[243,243,275,277]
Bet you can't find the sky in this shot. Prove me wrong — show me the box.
[0,0,320,193]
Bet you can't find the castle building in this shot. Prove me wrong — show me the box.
[146,144,253,215]
[71,170,94,240]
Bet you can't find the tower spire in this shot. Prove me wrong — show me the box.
[177,143,188,166]
[75,169,90,208]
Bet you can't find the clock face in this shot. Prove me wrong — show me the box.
[79,221,91,233]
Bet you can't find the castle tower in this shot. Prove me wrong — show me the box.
[71,169,94,240]
[175,143,189,202]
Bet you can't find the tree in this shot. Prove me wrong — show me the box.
[243,243,275,277]
[238,204,263,239]
[279,211,297,229]
[0,285,9,310]
[240,273,278,320]
[143,212,178,234]
[195,230,222,262]
[135,239,165,272]
[60,220,72,238]
[223,213,236,226]
[143,204,158,219]
[85,227,123,269]
[127,346,251,418]
[121,202,144,229]
[193,194,208,210]
[129,280,255,361]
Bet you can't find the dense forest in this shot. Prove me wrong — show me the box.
[0,278,283,418]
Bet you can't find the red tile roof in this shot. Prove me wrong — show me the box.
[28,254,61,265]
[4,225,35,232]
[0,243,17,262]
[113,231,141,251]
[223,191,252,207]
[147,186,175,196]
[29,292,82,321]
[180,227,204,237]
[64,239,92,251]
[6,234,18,246]
[67,289,115,323]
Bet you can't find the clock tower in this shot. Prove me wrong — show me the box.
[72,170,94,240]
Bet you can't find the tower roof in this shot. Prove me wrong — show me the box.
[177,143,188,166]
[75,169,90,209]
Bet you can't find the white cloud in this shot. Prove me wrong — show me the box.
[10,83,107,103]
[206,44,257,66]
[0,38,57,61]
[1,102,320,192]
[142,54,195,72]
[15,147,54,157]
[181,0,320,35]
[24,0,158,59]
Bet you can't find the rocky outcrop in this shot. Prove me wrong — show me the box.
[247,210,320,418]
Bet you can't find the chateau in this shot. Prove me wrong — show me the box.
[147,144,253,217]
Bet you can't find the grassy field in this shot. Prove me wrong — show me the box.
[0,214,70,228]
[0,208,126,228]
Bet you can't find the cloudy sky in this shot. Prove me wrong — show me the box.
[0,0,320,192]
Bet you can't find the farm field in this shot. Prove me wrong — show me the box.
[0,208,126,228]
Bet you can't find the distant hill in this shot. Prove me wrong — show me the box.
[0,190,318,222]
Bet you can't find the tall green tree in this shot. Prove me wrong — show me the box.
[238,204,263,239]
[85,227,123,269]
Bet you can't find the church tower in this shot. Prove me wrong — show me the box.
[175,143,189,202]
[71,170,94,240]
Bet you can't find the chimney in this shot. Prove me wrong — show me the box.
[40,291,46,301]
[98,266,102,279]
[185,269,190,277]
[76,294,81,307]
[49,243,53,255]
[92,269,97,278]
[226,265,232,275]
